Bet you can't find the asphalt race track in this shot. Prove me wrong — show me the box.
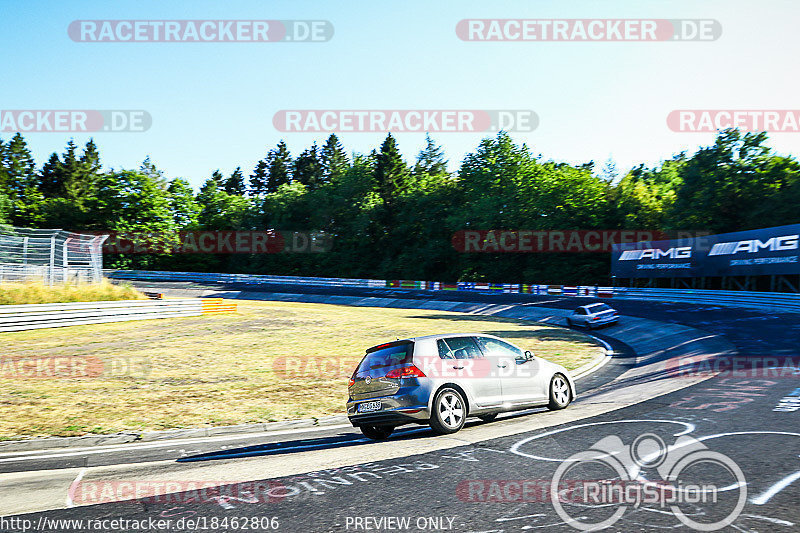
[3,281,800,532]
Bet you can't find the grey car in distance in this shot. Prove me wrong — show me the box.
[347,333,576,440]
[566,303,619,329]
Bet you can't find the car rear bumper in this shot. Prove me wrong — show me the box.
[347,387,432,427]
[348,406,430,427]
[590,316,618,327]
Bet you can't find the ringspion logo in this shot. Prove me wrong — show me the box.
[456,19,721,41]
[69,20,333,42]
[273,110,538,133]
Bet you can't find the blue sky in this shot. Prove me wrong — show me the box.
[2,0,799,188]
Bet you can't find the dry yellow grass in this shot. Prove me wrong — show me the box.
[0,280,145,305]
[0,300,603,439]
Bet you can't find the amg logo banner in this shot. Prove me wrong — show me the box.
[708,234,799,256]
[619,247,692,261]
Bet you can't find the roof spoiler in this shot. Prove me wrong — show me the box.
[366,339,413,353]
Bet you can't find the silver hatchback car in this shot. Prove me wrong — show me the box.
[566,303,619,329]
[347,333,576,440]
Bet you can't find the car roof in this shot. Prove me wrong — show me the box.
[583,302,608,309]
[407,333,503,343]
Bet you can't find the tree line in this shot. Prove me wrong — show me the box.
[0,129,798,284]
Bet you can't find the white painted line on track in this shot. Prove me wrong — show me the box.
[571,333,615,380]
[65,468,87,508]
[751,469,800,505]
[0,424,354,462]
[741,514,795,526]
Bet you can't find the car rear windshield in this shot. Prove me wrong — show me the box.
[356,342,413,373]
[587,304,612,312]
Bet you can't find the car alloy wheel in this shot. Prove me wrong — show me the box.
[430,388,466,434]
[548,374,571,410]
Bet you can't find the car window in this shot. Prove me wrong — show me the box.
[587,304,611,313]
[357,343,413,373]
[477,337,523,358]
[437,339,454,359]
[443,337,483,359]
[576,308,587,315]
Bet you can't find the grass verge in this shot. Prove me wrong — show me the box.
[0,300,604,438]
[0,280,145,305]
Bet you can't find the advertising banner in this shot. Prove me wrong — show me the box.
[612,224,800,278]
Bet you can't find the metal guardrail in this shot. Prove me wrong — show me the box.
[105,270,800,314]
[614,287,800,313]
[0,299,204,332]
[105,269,386,288]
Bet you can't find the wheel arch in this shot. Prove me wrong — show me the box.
[551,371,575,402]
[431,382,471,417]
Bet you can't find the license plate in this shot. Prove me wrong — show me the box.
[357,401,382,413]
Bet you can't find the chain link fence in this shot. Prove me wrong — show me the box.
[0,226,107,284]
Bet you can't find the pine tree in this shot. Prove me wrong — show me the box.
[2,133,41,225]
[210,170,224,186]
[249,158,269,197]
[0,137,6,192]
[320,134,349,185]
[413,134,448,178]
[294,143,322,190]
[224,167,246,195]
[40,153,64,197]
[61,140,86,201]
[4,133,36,200]
[140,156,163,180]
[375,133,409,208]
[266,141,292,193]
[81,139,101,176]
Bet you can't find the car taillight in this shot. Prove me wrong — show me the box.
[385,365,426,379]
[593,316,600,320]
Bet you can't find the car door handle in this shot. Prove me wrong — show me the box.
[497,364,507,368]
[452,366,464,370]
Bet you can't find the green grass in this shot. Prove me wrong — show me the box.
[0,280,145,305]
[0,300,604,439]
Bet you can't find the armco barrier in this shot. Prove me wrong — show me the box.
[106,271,606,298]
[0,299,236,332]
[106,269,386,288]
[613,287,800,313]
[105,270,800,313]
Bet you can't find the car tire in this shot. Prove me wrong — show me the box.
[566,318,573,327]
[429,388,467,435]
[359,425,394,440]
[547,374,571,411]
[478,413,498,423]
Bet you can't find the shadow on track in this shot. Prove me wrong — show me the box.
[176,411,555,463]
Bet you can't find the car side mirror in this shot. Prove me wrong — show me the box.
[524,350,534,360]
